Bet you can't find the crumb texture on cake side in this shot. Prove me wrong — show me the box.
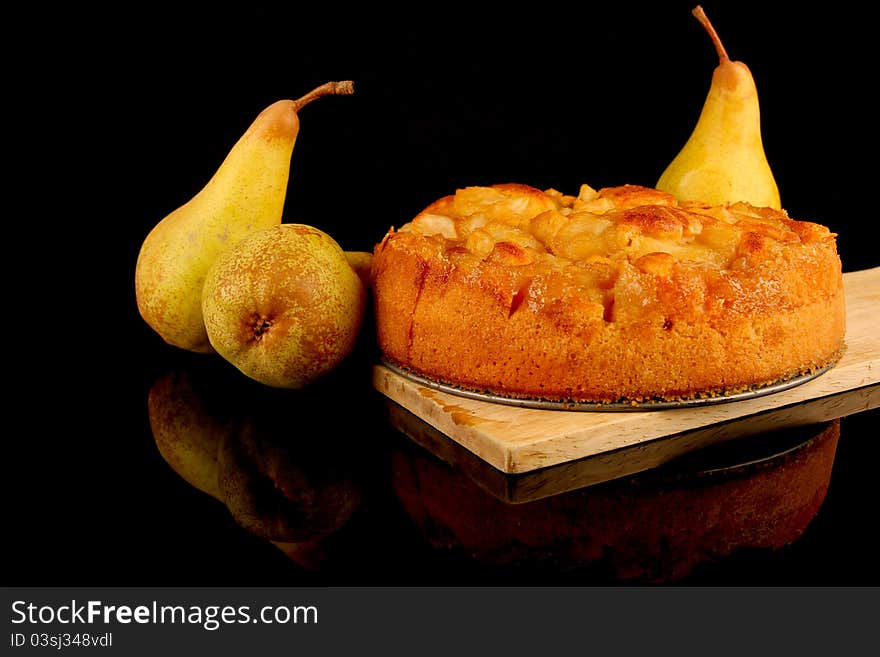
[371,183,846,403]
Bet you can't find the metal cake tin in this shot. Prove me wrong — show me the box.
[382,360,835,412]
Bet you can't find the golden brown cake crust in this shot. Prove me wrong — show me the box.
[371,183,845,403]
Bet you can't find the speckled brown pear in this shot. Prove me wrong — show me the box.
[135,81,354,353]
[201,224,366,388]
[656,7,780,209]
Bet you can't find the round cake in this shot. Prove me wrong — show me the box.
[371,183,845,403]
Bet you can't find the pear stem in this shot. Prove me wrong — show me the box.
[292,81,355,111]
[692,5,729,62]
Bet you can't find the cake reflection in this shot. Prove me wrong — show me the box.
[147,357,373,571]
[387,400,840,583]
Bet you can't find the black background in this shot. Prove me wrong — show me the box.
[8,2,879,587]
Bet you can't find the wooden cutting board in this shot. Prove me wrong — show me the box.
[373,267,880,474]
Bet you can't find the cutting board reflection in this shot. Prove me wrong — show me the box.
[373,267,880,474]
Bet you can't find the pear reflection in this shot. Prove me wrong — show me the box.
[147,357,373,570]
[388,401,840,583]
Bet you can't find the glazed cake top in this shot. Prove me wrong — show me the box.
[395,183,834,274]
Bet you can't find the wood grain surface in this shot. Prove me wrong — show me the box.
[373,267,880,474]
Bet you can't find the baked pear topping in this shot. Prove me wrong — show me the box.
[399,183,833,273]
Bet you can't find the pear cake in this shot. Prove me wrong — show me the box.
[371,183,845,404]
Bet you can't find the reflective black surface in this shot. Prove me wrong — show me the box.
[13,3,879,587]
[9,332,879,585]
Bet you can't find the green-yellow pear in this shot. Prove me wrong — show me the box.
[656,6,780,209]
[201,224,366,388]
[135,81,354,353]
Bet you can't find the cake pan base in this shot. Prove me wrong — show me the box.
[380,360,836,412]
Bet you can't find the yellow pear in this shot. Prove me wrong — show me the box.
[201,224,366,388]
[135,81,354,353]
[656,6,780,209]
[344,250,373,290]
